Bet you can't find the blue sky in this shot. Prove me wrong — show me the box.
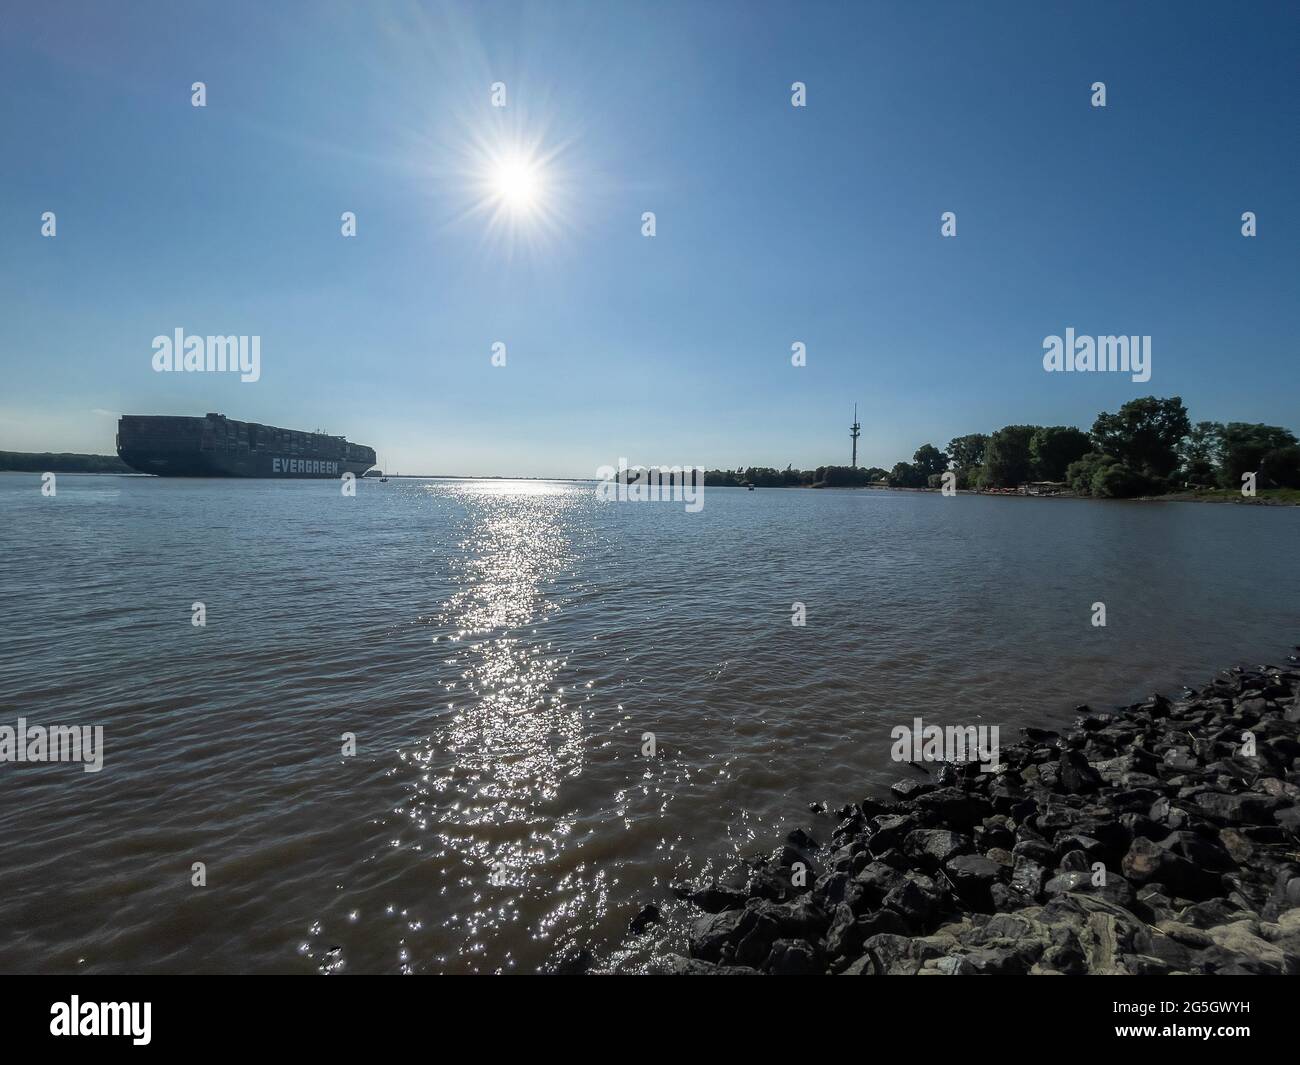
[1,0,1296,476]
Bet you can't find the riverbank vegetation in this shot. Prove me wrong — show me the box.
[0,451,132,473]
[703,397,1299,499]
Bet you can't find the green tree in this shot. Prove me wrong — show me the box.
[1067,453,1151,498]
[1090,462,1149,498]
[983,425,1039,487]
[888,462,925,488]
[1066,452,1110,495]
[1218,423,1299,488]
[945,433,988,470]
[0,451,131,473]
[1090,396,1190,481]
[1179,421,1224,485]
[1029,426,1093,481]
[912,444,948,478]
[1260,445,1300,489]
[820,465,874,486]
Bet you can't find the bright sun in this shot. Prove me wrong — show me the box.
[456,134,569,256]
[492,155,541,213]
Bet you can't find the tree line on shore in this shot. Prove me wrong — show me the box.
[702,396,1300,498]
[0,451,132,474]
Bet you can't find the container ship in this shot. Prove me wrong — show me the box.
[116,413,376,478]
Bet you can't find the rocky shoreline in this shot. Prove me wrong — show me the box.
[659,655,1300,974]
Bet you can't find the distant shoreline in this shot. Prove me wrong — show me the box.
[3,464,1296,504]
[0,465,596,483]
[810,484,1300,505]
[0,451,131,474]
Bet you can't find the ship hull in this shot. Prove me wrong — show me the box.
[116,413,375,479]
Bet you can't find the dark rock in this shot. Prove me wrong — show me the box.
[825,903,862,959]
[1044,870,1136,910]
[1119,812,1165,842]
[1044,870,1091,896]
[1011,839,1056,865]
[873,847,913,871]
[1010,797,1039,822]
[990,882,1034,911]
[761,938,822,974]
[883,874,941,929]
[856,908,910,939]
[1195,945,1281,975]
[745,864,796,902]
[988,778,1027,813]
[733,910,782,968]
[671,660,1300,977]
[1196,791,1284,825]
[1159,830,1235,871]
[691,881,748,912]
[690,909,745,961]
[965,944,1034,974]
[1040,942,1088,974]
[771,828,820,874]
[859,798,893,818]
[976,818,1016,851]
[662,954,759,975]
[861,932,943,975]
[813,870,849,905]
[1059,749,1103,793]
[1037,802,1082,834]
[945,854,1003,910]
[1122,837,1223,900]
[1177,899,1246,929]
[912,787,991,830]
[1011,855,1048,900]
[839,954,875,975]
[903,828,973,870]
[891,779,935,800]
[846,861,906,912]
[867,813,918,853]
[770,894,830,939]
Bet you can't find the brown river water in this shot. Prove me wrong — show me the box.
[0,473,1296,972]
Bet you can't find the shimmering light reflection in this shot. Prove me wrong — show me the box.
[381,482,592,970]
[293,478,781,975]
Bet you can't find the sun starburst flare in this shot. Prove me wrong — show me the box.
[448,132,572,260]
